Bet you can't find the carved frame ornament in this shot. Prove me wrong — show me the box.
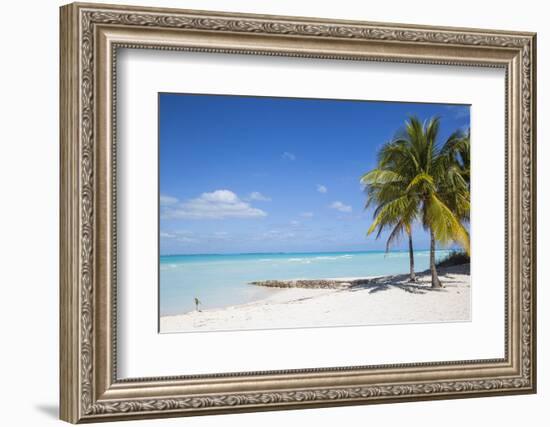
[60,2,536,423]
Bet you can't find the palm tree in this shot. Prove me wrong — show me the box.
[450,129,470,187]
[439,128,471,223]
[362,117,470,288]
[360,147,419,282]
[456,130,470,187]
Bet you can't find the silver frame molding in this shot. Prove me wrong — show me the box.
[60,2,537,423]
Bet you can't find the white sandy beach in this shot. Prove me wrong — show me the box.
[160,264,470,333]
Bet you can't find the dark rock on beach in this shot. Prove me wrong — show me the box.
[249,278,372,289]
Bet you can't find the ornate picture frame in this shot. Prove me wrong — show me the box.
[60,2,536,423]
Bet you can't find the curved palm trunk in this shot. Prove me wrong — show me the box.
[429,228,443,288]
[408,232,416,282]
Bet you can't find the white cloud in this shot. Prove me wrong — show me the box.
[176,236,199,243]
[160,230,198,243]
[282,151,296,161]
[330,201,352,213]
[212,231,229,239]
[317,184,328,194]
[161,190,267,220]
[262,229,296,240]
[248,191,271,202]
[290,220,301,226]
[160,194,178,206]
[161,230,235,244]
[300,212,314,218]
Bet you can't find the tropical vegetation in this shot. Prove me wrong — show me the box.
[435,250,470,269]
[360,116,470,288]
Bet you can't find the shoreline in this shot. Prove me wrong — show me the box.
[160,263,470,333]
[250,277,375,289]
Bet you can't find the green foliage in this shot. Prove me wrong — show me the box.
[436,250,470,268]
[360,116,471,286]
[361,116,470,254]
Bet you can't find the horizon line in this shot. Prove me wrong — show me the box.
[159,248,457,257]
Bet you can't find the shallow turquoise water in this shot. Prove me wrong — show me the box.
[159,249,451,316]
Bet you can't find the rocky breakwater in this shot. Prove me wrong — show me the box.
[249,278,372,289]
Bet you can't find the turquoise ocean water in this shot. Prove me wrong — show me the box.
[160,249,451,316]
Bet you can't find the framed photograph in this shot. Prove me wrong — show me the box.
[60,2,537,423]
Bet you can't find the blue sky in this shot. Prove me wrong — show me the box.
[159,93,469,255]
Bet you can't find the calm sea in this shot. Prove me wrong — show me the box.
[160,249,451,316]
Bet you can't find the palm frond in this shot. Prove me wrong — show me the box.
[405,172,436,195]
[425,193,470,254]
[360,168,404,185]
[361,114,470,258]
[385,221,405,253]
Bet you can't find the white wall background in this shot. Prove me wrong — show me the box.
[0,0,545,425]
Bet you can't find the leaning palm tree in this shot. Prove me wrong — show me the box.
[362,117,470,288]
[360,150,419,282]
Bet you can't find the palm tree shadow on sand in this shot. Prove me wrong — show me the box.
[347,264,470,295]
